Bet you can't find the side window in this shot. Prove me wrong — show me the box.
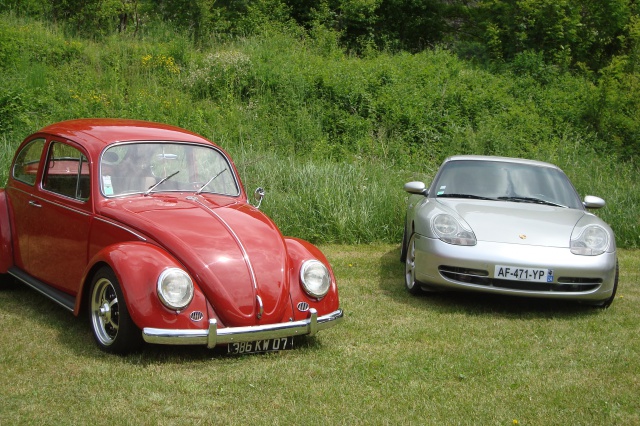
[12,138,46,185]
[43,142,90,201]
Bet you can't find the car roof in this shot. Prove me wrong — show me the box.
[36,119,214,151]
[444,155,560,170]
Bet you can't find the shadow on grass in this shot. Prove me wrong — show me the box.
[378,247,602,319]
[1,278,324,363]
[0,280,91,349]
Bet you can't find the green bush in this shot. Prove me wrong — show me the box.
[184,50,253,100]
[0,12,638,247]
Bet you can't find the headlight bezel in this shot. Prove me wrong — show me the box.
[570,224,609,256]
[431,213,477,246]
[300,259,331,299]
[157,268,195,311]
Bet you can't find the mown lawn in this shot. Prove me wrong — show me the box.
[1,245,638,425]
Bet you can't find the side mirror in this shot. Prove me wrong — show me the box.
[253,187,265,209]
[583,195,605,209]
[404,181,427,195]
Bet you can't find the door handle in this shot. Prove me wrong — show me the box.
[28,200,42,208]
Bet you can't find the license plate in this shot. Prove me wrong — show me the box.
[494,265,554,282]
[227,336,294,355]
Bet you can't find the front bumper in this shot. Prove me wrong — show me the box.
[142,308,343,348]
[413,234,617,302]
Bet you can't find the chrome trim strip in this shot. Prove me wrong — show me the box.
[39,198,91,216]
[94,216,147,241]
[12,187,90,216]
[256,295,264,320]
[187,196,259,293]
[142,308,344,348]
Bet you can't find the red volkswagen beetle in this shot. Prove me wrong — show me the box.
[0,119,342,354]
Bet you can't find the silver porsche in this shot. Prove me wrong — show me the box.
[401,155,618,307]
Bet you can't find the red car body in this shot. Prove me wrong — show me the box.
[0,119,342,354]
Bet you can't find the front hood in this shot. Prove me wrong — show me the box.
[437,199,587,247]
[99,195,289,326]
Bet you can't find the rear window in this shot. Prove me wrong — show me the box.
[12,138,45,185]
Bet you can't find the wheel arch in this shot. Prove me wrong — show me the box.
[75,241,188,328]
[0,189,14,274]
[77,260,111,318]
[400,219,416,262]
[283,237,340,316]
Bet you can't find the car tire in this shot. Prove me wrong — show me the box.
[593,260,619,309]
[400,222,409,262]
[0,273,15,286]
[404,233,423,295]
[89,267,142,354]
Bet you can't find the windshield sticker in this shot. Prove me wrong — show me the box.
[103,175,114,195]
[437,185,446,195]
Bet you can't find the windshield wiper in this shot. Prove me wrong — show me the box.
[498,196,566,208]
[144,170,179,196]
[196,168,227,195]
[437,193,497,201]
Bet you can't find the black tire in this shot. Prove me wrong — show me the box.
[593,260,619,309]
[0,273,16,287]
[404,233,423,295]
[89,267,142,354]
[0,274,19,292]
[400,222,409,262]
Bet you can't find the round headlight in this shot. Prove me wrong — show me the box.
[300,260,331,299]
[571,225,609,256]
[432,214,476,246]
[157,268,194,310]
[433,214,458,236]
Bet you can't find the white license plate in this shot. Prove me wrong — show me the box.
[227,336,294,355]
[494,265,554,282]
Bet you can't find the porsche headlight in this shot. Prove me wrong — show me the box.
[571,225,609,256]
[432,214,476,246]
[157,268,194,310]
[300,260,331,298]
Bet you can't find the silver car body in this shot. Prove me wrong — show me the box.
[402,155,618,306]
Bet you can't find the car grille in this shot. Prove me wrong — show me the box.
[190,311,204,322]
[439,266,490,285]
[439,266,601,292]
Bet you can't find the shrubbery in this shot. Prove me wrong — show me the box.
[0,13,638,247]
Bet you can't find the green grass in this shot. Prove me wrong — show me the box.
[1,246,638,425]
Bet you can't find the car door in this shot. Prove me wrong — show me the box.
[30,140,93,294]
[10,138,93,295]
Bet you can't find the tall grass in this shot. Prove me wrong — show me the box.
[234,151,431,243]
[1,12,638,246]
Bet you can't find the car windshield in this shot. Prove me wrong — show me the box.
[432,160,583,209]
[100,142,240,197]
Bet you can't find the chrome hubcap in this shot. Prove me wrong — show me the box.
[405,236,416,290]
[91,278,119,346]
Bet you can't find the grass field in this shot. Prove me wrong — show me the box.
[1,245,638,425]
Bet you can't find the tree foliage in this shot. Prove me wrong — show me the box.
[1,0,638,159]
[2,0,638,72]
[469,0,634,71]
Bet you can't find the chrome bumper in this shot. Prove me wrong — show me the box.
[142,308,343,348]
